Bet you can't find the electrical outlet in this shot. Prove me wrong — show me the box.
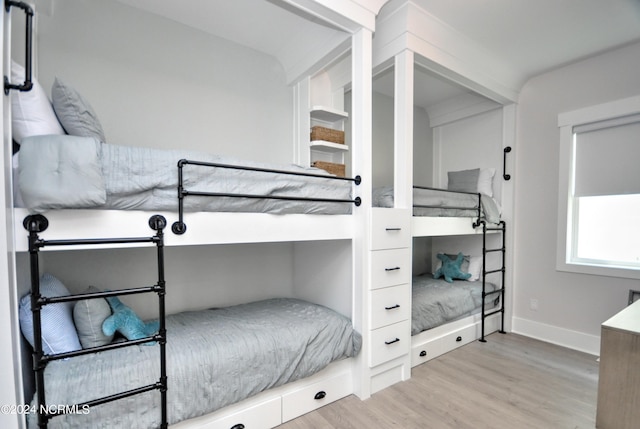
[530,298,539,311]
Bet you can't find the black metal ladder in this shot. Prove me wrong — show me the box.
[24,214,169,429]
[479,220,507,342]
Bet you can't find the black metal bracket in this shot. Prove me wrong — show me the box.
[4,0,34,95]
[503,146,512,181]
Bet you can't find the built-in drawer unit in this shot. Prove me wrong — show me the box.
[411,323,477,367]
[370,208,410,250]
[370,284,410,330]
[369,320,410,367]
[281,371,352,422]
[370,248,411,290]
[203,396,282,429]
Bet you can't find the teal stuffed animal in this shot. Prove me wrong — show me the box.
[102,295,159,344]
[433,252,472,283]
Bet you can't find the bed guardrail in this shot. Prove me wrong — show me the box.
[412,185,482,227]
[172,159,362,234]
[24,214,168,429]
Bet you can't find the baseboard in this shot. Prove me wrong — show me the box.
[511,317,600,357]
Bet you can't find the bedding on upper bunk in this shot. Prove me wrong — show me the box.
[26,297,362,429]
[373,186,501,224]
[411,275,499,336]
[16,135,354,215]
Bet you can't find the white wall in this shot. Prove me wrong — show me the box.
[512,41,640,355]
[31,0,293,163]
[370,91,432,188]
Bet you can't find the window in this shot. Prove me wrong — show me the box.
[557,95,640,279]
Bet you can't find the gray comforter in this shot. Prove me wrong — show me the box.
[412,276,499,335]
[18,135,353,214]
[373,186,501,224]
[28,298,362,429]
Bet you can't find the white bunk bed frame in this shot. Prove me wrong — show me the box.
[370,0,517,371]
[1,1,519,428]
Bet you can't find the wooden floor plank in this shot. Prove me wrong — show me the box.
[279,333,599,429]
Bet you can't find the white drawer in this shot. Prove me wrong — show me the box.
[201,397,282,429]
[370,284,410,329]
[281,371,352,422]
[369,320,410,367]
[370,248,411,290]
[371,208,410,250]
[411,324,476,367]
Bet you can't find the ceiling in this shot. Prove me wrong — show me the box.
[116,0,640,109]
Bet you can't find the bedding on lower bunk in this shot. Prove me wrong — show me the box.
[16,135,354,215]
[373,186,501,224]
[27,298,362,429]
[411,276,499,336]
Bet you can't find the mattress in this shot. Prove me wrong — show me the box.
[16,135,354,215]
[373,186,501,224]
[412,276,499,336]
[27,298,362,429]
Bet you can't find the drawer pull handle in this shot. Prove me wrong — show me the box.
[385,227,401,231]
[385,267,400,271]
[314,391,326,400]
[456,336,462,342]
[419,350,427,357]
[385,338,400,345]
[385,304,400,310]
[230,424,245,429]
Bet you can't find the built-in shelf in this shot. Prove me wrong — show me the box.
[310,105,349,123]
[310,140,349,153]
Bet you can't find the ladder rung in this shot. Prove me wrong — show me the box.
[484,288,504,296]
[485,227,504,232]
[484,268,504,275]
[485,247,503,253]
[483,308,503,318]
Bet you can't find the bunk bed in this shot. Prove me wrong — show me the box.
[406,173,507,366]
[12,133,361,247]
[19,215,362,429]
[372,165,507,366]
[8,55,362,249]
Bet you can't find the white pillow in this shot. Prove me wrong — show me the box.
[466,255,483,281]
[10,61,65,143]
[477,168,495,197]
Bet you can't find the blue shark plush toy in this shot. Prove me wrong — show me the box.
[433,252,472,283]
[102,295,159,344]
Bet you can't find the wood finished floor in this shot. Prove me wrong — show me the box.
[280,333,599,429]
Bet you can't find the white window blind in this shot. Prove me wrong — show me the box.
[573,114,640,197]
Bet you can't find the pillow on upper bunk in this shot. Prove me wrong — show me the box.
[73,286,114,348]
[477,168,495,197]
[447,168,480,193]
[18,273,82,355]
[448,167,495,197]
[51,77,107,143]
[10,61,65,144]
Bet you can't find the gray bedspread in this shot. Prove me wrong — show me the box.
[28,298,362,429]
[412,276,499,336]
[373,186,501,224]
[18,135,354,214]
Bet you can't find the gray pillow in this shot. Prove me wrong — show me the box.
[73,286,114,348]
[51,77,107,142]
[447,168,480,193]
